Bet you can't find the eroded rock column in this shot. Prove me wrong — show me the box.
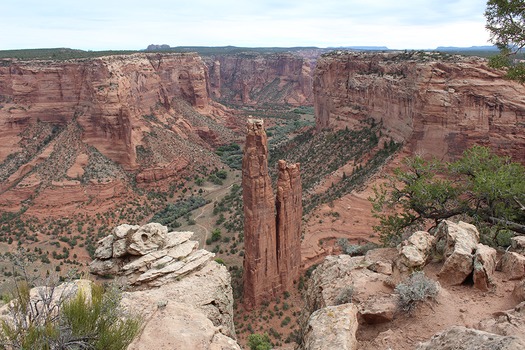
[276,160,302,292]
[242,119,280,309]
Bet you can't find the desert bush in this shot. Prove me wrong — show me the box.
[371,145,525,246]
[334,286,354,305]
[0,280,141,349]
[337,238,378,256]
[247,333,272,350]
[395,271,439,313]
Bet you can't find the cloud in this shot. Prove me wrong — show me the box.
[0,0,490,50]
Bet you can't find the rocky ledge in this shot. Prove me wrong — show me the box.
[298,220,525,350]
[90,223,240,349]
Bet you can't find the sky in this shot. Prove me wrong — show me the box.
[1,0,492,51]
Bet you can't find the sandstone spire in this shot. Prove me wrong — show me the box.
[276,160,302,292]
[242,119,280,309]
[242,119,302,309]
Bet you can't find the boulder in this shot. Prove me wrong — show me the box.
[89,259,119,276]
[358,294,397,324]
[127,223,168,256]
[123,261,237,339]
[90,224,213,287]
[436,220,479,257]
[113,224,139,238]
[365,248,397,275]
[511,236,525,254]
[303,255,390,317]
[473,243,497,291]
[301,304,359,350]
[499,252,525,280]
[416,326,525,350]
[112,238,127,258]
[94,235,113,260]
[477,302,525,343]
[436,221,479,285]
[392,231,435,283]
[512,280,525,302]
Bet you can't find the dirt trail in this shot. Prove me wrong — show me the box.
[178,172,240,249]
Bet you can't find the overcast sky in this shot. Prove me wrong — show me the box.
[1,0,491,50]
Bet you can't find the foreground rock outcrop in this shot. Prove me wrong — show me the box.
[435,220,497,289]
[416,326,525,350]
[301,304,359,350]
[314,51,525,160]
[299,222,525,348]
[90,223,214,287]
[242,119,302,309]
[90,223,239,349]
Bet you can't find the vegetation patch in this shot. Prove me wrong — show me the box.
[216,143,243,170]
[395,272,439,313]
[370,145,525,246]
[150,196,208,230]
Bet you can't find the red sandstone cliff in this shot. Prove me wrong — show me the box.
[242,119,280,309]
[314,51,525,160]
[204,53,313,106]
[276,160,302,292]
[242,120,302,309]
[0,53,233,212]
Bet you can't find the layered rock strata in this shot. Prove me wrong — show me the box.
[0,53,233,211]
[0,53,212,169]
[90,223,215,287]
[89,223,239,348]
[204,53,313,106]
[242,119,302,309]
[314,51,525,160]
[242,119,281,308]
[276,160,303,292]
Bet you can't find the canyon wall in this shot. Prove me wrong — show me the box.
[204,53,313,106]
[242,119,302,309]
[0,53,233,212]
[314,51,525,160]
[0,53,212,169]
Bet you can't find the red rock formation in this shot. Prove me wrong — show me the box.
[242,119,302,309]
[276,160,302,292]
[0,53,211,169]
[0,53,233,212]
[203,53,313,106]
[242,119,280,309]
[313,51,525,160]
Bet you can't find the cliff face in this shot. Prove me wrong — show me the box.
[242,119,302,309]
[0,53,211,169]
[0,53,233,211]
[314,51,525,160]
[204,53,313,106]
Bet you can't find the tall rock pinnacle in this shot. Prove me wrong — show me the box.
[242,119,302,309]
[242,119,280,309]
[276,160,302,293]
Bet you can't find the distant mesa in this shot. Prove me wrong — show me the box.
[146,44,172,51]
[435,45,499,52]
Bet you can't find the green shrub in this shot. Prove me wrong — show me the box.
[0,281,141,349]
[280,316,291,327]
[211,228,222,242]
[395,271,439,313]
[247,333,272,350]
[334,286,354,305]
